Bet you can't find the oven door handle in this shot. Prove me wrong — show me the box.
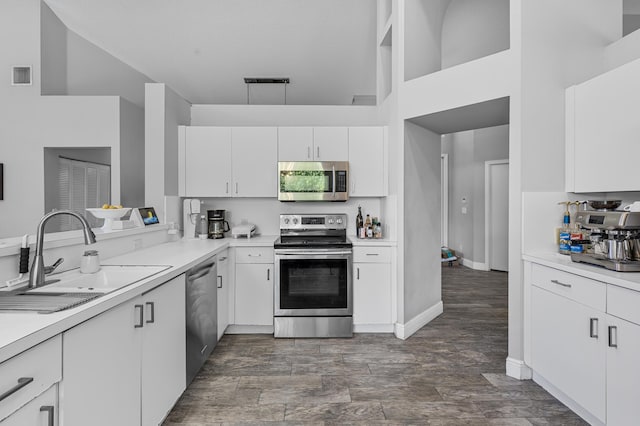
[275,250,352,256]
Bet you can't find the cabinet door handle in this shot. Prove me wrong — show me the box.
[134,304,144,328]
[0,377,33,402]
[267,268,270,281]
[307,146,311,159]
[217,275,223,288]
[146,302,155,324]
[551,279,571,288]
[40,405,54,426]
[608,325,618,348]
[235,183,238,194]
[589,318,598,338]
[357,267,360,280]
[317,146,320,158]
[226,182,229,194]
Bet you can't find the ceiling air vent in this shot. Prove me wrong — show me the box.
[11,66,32,86]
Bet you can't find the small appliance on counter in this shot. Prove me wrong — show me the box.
[571,209,640,272]
[231,223,256,239]
[182,199,201,238]
[207,210,230,239]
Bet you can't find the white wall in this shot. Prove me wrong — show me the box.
[441,0,510,69]
[191,105,382,127]
[403,121,442,323]
[145,84,191,224]
[196,198,383,238]
[40,1,67,95]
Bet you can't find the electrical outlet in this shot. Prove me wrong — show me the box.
[133,238,143,250]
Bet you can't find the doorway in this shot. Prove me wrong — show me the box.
[485,159,509,272]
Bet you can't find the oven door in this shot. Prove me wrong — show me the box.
[274,249,352,316]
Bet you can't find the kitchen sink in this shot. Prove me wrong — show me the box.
[0,265,171,313]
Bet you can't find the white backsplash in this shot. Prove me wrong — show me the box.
[193,198,385,236]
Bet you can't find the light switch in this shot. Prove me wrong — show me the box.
[461,207,467,214]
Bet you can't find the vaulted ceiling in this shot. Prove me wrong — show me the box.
[43,0,377,105]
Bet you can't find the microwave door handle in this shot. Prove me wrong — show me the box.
[332,164,336,198]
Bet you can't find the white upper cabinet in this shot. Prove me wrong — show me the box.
[348,127,387,197]
[313,127,349,161]
[180,126,277,197]
[182,126,232,197]
[566,58,640,193]
[232,127,278,197]
[278,127,314,160]
[278,126,348,161]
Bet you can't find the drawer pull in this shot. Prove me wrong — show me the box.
[366,253,379,256]
[40,405,54,426]
[608,326,618,348]
[589,318,598,338]
[0,377,33,402]
[217,275,223,288]
[551,279,572,288]
[248,253,262,257]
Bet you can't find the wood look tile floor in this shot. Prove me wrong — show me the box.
[164,266,587,425]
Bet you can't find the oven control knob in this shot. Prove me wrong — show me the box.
[292,218,298,224]
[336,218,343,225]
[284,218,290,224]
[328,218,334,224]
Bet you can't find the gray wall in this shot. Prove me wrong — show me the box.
[404,0,450,80]
[441,0,510,69]
[40,2,154,108]
[443,124,509,265]
[403,121,442,323]
[119,99,145,208]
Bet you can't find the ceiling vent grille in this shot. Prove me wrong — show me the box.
[12,66,32,86]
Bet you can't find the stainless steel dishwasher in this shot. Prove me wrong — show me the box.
[185,255,217,385]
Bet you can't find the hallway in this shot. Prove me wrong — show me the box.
[164,266,587,425]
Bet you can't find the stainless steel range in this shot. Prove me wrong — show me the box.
[274,213,353,338]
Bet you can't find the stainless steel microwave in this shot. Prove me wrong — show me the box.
[278,161,349,201]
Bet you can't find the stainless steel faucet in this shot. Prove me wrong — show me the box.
[29,210,97,288]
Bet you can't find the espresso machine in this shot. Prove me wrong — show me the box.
[207,210,230,239]
[571,209,640,272]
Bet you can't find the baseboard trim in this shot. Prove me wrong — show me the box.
[353,324,394,333]
[394,301,443,340]
[462,258,490,271]
[226,325,274,334]
[533,371,604,426]
[505,357,532,380]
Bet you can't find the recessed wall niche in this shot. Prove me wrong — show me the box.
[404,0,510,81]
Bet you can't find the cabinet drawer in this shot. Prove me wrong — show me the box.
[353,247,391,263]
[531,264,606,311]
[235,247,274,264]
[0,335,62,421]
[608,285,640,326]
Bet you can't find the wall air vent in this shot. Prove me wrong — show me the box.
[12,66,32,86]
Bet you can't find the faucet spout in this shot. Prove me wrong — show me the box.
[28,210,97,289]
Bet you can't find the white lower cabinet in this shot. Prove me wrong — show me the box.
[234,247,274,327]
[2,385,58,426]
[531,285,605,423]
[352,246,392,331]
[217,250,230,339]
[61,275,186,426]
[529,262,640,426]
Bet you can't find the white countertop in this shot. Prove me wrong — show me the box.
[523,251,640,292]
[0,235,278,363]
[349,237,397,247]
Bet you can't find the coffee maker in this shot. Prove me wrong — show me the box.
[571,209,640,272]
[207,210,230,239]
